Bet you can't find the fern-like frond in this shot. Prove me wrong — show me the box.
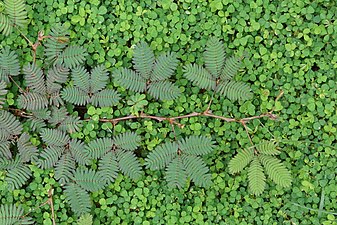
[182,155,212,187]
[69,139,89,165]
[148,80,181,101]
[217,80,252,101]
[132,41,154,79]
[91,89,120,107]
[228,148,254,174]
[0,47,20,83]
[57,46,87,69]
[4,0,27,28]
[70,66,90,91]
[0,141,11,159]
[0,14,12,36]
[165,157,187,188]
[48,106,67,125]
[151,52,178,81]
[54,153,75,185]
[44,24,69,63]
[17,133,38,163]
[259,155,292,188]
[48,91,64,107]
[116,150,142,180]
[64,183,91,216]
[17,92,48,111]
[0,110,23,136]
[31,108,51,120]
[0,81,7,108]
[27,118,46,132]
[112,68,147,93]
[253,141,280,155]
[204,37,225,77]
[178,136,215,156]
[90,64,109,93]
[58,115,83,134]
[113,132,141,151]
[85,138,113,159]
[183,64,216,90]
[61,86,89,106]
[23,63,46,93]
[145,141,178,170]
[248,156,265,195]
[6,163,32,190]
[97,152,118,185]
[40,128,69,146]
[37,146,64,169]
[77,213,93,225]
[0,204,34,225]
[47,65,69,84]
[72,168,105,192]
[220,56,242,80]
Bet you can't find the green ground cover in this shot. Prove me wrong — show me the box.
[0,0,337,224]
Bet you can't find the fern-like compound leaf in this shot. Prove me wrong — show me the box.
[61,86,89,106]
[132,41,155,79]
[48,106,68,125]
[77,213,93,225]
[151,52,178,81]
[85,138,113,160]
[90,64,109,93]
[23,63,46,94]
[17,92,49,111]
[145,141,178,170]
[69,139,90,165]
[0,81,7,108]
[47,65,69,84]
[27,118,46,132]
[116,150,142,180]
[0,141,11,159]
[17,133,38,163]
[0,204,34,225]
[248,156,266,195]
[148,80,181,101]
[97,152,119,185]
[204,37,225,77]
[183,64,216,90]
[178,136,215,156]
[0,47,20,83]
[73,168,105,192]
[57,46,88,69]
[64,183,91,216]
[4,0,27,28]
[0,14,12,36]
[37,146,64,169]
[58,115,83,134]
[254,141,280,155]
[44,24,69,63]
[165,157,187,188]
[220,56,242,80]
[259,155,292,188]
[113,132,141,151]
[228,148,254,174]
[40,128,69,147]
[113,68,147,93]
[71,66,90,92]
[91,89,121,107]
[0,110,23,137]
[54,153,75,185]
[182,155,212,188]
[217,80,252,101]
[6,163,32,190]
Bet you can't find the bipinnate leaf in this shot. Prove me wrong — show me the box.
[248,156,266,195]
[0,81,8,108]
[217,80,252,101]
[58,46,88,69]
[228,148,254,174]
[145,141,178,170]
[221,55,242,80]
[0,204,34,225]
[77,213,93,225]
[97,152,119,185]
[254,141,280,155]
[40,128,69,147]
[259,155,292,188]
[23,63,46,93]
[64,183,91,216]
[90,64,109,93]
[72,168,105,192]
[165,157,187,188]
[116,150,142,180]
[71,66,90,92]
[182,155,212,187]
[91,89,120,107]
[61,87,89,106]
[113,68,147,93]
[85,138,113,159]
[0,110,23,136]
[6,163,31,190]
[183,64,216,90]
[17,92,48,111]
[37,146,64,169]
[55,153,75,185]
[69,139,90,165]
[113,132,141,151]
[178,136,215,156]
[0,47,20,83]
[132,41,155,79]
[148,80,181,101]
[204,37,225,77]
[151,52,178,81]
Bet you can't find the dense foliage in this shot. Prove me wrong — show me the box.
[0,0,337,224]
